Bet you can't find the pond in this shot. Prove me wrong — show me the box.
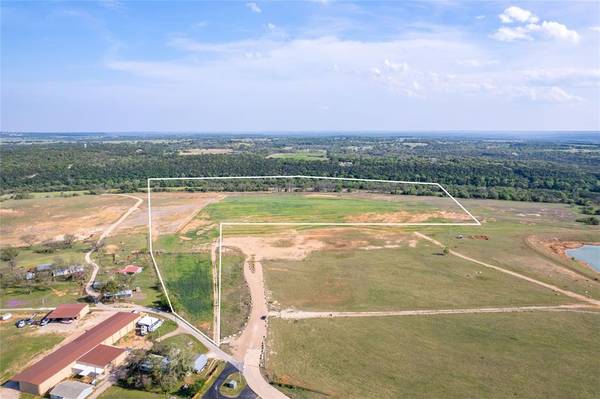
[566,245,600,272]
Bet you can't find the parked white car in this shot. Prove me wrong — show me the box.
[1,313,12,321]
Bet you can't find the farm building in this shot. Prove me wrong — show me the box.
[102,289,133,300]
[117,265,143,275]
[46,304,90,322]
[11,312,139,396]
[49,380,93,399]
[52,265,85,278]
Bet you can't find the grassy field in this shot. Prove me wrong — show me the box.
[203,193,450,223]
[425,199,600,300]
[157,253,213,332]
[220,249,251,338]
[0,320,65,383]
[263,239,571,311]
[266,311,600,398]
[266,150,328,161]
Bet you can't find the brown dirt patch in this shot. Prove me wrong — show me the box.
[469,235,489,240]
[0,195,135,246]
[117,192,225,237]
[345,210,471,223]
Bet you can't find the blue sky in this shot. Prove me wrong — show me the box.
[1,1,599,132]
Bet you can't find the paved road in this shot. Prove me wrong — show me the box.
[84,194,143,298]
[415,232,600,306]
[270,304,599,320]
[202,363,258,399]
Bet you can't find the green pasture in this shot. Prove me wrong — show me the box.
[263,240,571,312]
[266,311,600,398]
[220,249,250,338]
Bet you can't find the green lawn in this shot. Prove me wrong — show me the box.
[263,239,571,312]
[0,321,65,383]
[266,311,600,398]
[220,249,250,338]
[157,333,208,355]
[157,253,213,333]
[99,386,172,399]
[147,319,178,341]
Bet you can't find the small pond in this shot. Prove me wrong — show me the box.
[566,245,600,272]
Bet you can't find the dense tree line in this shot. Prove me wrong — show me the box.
[1,137,598,204]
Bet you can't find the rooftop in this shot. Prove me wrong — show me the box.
[46,304,88,320]
[12,312,138,386]
[49,380,93,399]
[77,344,126,368]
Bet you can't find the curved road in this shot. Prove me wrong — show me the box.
[84,194,143,298]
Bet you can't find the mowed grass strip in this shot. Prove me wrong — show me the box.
[157,253,213,332]
[266,312,600,399]
[263,241,571,311]
[204,193,438,223]
[220,249,251,338]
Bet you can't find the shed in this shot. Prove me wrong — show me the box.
[193,355,208,373]
[49,380,93,399]
[46,304,90,321]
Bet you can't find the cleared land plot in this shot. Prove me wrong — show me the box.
[266,312,600,398]
[261,231,572,311]
[0,194,133,246]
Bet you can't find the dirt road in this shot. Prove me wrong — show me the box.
[84,194,143,298]
[415,232,600,306]
[226,254,289,399]
[270,304,599,320]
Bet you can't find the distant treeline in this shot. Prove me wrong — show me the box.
[1,139,599,204]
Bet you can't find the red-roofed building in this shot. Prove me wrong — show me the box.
[117,265,143,275]
[12,312,139,396]
[46,304,89,321]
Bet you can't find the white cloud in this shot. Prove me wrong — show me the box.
[499,6,539,24]
[384,59,408,72]
[246,2,261,13]
[267,23,276,31]
[591,26,600,32]
[536,21,580,42]
[475,15,486,20]
[493,7,579,43]
[492,26,532,42]
[457,59,499,67]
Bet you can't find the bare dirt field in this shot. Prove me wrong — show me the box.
[0,195,135,246]
[116,192,226,236]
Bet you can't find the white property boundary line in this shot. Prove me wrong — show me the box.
[147,175,481,346]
